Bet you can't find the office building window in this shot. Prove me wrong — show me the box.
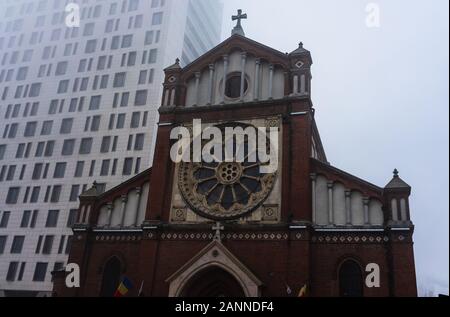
[121,92,129,107]
[83,22,95,36]
[6,165,16,181]
[6,262,19,281]
[111,36,120,50]
[149,49,158,63]
[10,236,25,254]
[131,112,140,128]
[17,262,26,281]
[57,80,69,93]
[100,160,110,176]
[29,83,41,97]
[42,235,54,254]
[24,121,37,137]
[138,70,147,84]
[129,0,139,11]
[152,12,163,25]
[89,160,96,177]
[69,185,80,202]
[60,118,73,134]
[121,35,133,48]
[122,158,133,175]
[49,99,58,114]
[135,133,145,151]
[75,161,84,177]
[30,188,40,203]
[65,236,73,254]
[45,210,59,228]
[127,51,137,66]
[44,141,55,157]
[79,138,93,154]
[41,120,53,135]
[20,210,32,228]
[101,136,111,153]
[113,72,126,88]
[16,67,28,81]
[67,209,78,227]
[0,211,11,228]
[0,236,7,254]
[145,31,154,45]
[32,163,43,180]
[53,162,66,178]
[16,144,25,158]
[62,139,75,156]
[0,145,6,160]
[50,186,62,203]
[116,114,126,129]
[135,90,147,106]
[6,188,20,204]
[89,95,101,110]
[85,39,97,53]
[33,262,48,282]
[91,115,101,131]
[55,61,68,76]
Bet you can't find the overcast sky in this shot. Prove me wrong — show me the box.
[221,0,449,296]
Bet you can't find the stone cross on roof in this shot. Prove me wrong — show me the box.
[231,9,247,36]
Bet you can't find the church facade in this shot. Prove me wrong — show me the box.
[53,19,417,297]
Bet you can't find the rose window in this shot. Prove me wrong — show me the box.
[178,123,277,220]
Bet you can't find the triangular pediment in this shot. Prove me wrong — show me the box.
[180,34,290,80]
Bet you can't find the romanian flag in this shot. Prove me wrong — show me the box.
[114,277,134,297]
[298,284,308,297]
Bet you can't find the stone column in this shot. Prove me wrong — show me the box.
[207,64,215,105]
[163,89,170,106]
[134,187,142,227]
[78,206,85,224]
[300,74,306,94]
[293,75,299,94]
[268,64,274,100]
[170,88,176,106]
[221,55,228,104]
[254,58,261,101]
[240,52,247,101]
[363,197,370,225]
[194,71,201,106]
[391,199,398,221]
[120,194,128,227]
[107,202,113,227]
[310,173,317,224]
[327,181,334,225]
[84,205,91,224]
[345,190,352,225]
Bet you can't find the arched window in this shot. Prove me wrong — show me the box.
[99,256,122,297]
[339,259,363,297]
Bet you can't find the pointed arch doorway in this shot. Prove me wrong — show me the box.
[166,241,262,297]
[180,266,245,297]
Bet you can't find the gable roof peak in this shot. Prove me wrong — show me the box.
[290,41,310,56]
[385,169,411,189]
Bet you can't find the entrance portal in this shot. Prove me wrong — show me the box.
[180,266,245,297]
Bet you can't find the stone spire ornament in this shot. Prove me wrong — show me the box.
[231,9,247,36]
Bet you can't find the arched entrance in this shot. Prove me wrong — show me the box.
[339,259,363,297]
[166,241,262,297]
[180,266,245,297]
[99,256,122,297]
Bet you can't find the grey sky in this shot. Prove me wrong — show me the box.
[221,0,449,296]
